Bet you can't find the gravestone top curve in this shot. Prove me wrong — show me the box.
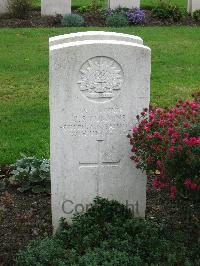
[49,31,143,46]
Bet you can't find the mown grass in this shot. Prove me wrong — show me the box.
[33,0,187,9]
[0,26,199,164]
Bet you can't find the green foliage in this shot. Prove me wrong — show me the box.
[10,154,50,193]
[77,5,89,13]
[17,198,197,265]
[8,0,32,19]
[61,14,85,27]
[106,13,129,27]
[152,1,182,22]
[16,237,67,266]
[193,10,200,22]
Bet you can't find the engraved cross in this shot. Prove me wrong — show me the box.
[79,139,120,169]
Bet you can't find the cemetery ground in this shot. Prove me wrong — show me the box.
[0,26,199,265]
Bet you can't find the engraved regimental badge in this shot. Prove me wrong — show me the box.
[78,56,124,102]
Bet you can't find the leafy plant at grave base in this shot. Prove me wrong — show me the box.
[17,197,196,266]
[8,0,32,19]
[129,99,200,204]
[106,13,129,27]
[61,13,85,27]
[193,10,200,22]
[152,1,182,22]
[126,8,146,25]
[77,5,90,14]
[9,154,50,194]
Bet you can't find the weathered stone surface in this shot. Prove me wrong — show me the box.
[49,31,143,46]
[41,0,71,16]
[50,33,151,230]
[188,0,200,13]
[108,0,140,10]
[0,0,8,14]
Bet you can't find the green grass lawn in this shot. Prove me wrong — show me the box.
[33,0,187,9]
[0,26,199,164]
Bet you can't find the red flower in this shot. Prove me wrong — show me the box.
[132,127,138,134]
[170,186,177,199]
[153,178,159,189]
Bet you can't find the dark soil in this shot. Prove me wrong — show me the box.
[0,187,52,266]
[0,168,199,265]
[0,9,199,28]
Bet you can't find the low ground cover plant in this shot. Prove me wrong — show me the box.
[106,13,129,27]
[9,154,50,193]
[17,197,197,265]
[61,14,85,27]
[129,99,200,204]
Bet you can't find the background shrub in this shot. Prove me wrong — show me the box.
[152,1,182,22]
[193,10,200,22]
[9,154,50,193]
[61,13,84,27]
[8,0,32,19]
[106,13,129,27]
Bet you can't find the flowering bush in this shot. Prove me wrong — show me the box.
[126,8,145,24]
[129,99,200,201]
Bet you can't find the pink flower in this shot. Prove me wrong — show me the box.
[168,128,174,136]
[153,131,163,140]
[153,178,159,189]
[172,132,180,139]
[191,182,198,190]
[171,139,176,145]
[147,134,153,140]
[169,146,175,153]
[190,102,199,108]
[132,127,138,134]
[156,160,162,169]
[144,125,150,132]
[131,146,137,152]
[184,132,189,138]
[177,145,183,152]
[183,122,190,128]
[149,112,154,119]
[170,186,177,199]
[184,178,192,189]
[183,137,200,146]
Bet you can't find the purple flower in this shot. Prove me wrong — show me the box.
[126,8,145,24]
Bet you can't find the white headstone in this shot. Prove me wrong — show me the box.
[0,0,8,14]
[50,32,151,230]
[187,0,200,13]
[41,0,71,16]
[109,0,140,10]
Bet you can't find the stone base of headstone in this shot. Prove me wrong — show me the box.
[187,0,200,13]
[41,0,71,16]
[0,0,8,14]
[108,0,140,10]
